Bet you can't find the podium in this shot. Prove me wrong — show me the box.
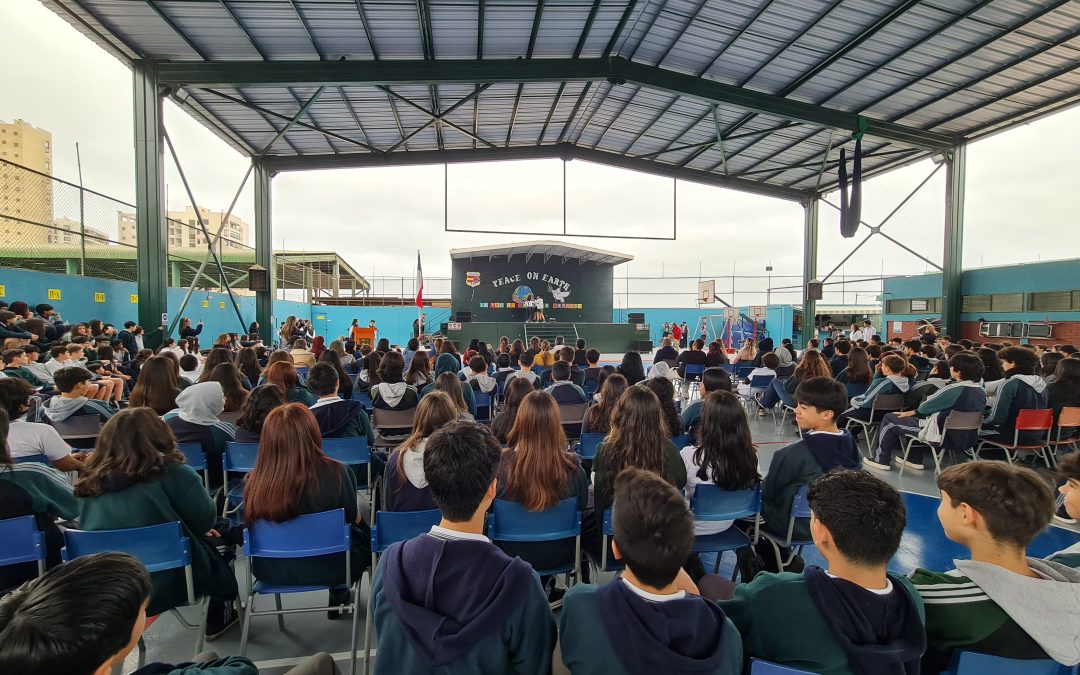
[352,327,377,349]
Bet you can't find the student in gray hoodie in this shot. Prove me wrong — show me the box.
[911,461,1080,673]
[980,346,1050,446]
[37,367,115,434]
[837,354,912,440]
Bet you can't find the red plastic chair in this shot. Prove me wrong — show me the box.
[1048,406,1080,460]
[976,409,1054,468]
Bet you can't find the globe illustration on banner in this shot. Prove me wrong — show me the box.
[511,285,534,304]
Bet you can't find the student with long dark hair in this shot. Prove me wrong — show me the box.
[197,347,234,384]
[593,386,687,512]
[208,362,248,413]
[977,347,1005,383]
[234,384,286,443]
[836,346,873,387]
[491,377,534,445]
[235,347,261,388]
[642,376,683,437]
[76,408,239,637]
[383,392,459,512]
[243,404,369,615]
[128,355,180,415]
[358,350,382,389]
[617,351,646,385]
[263,361,316,406]
[428,372,473,420]
[404,350,433,387]
[1050,358,1080,443]
[582,374,628,435]
[982,346,1049,445]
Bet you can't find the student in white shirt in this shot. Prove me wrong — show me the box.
[0,379,83,472]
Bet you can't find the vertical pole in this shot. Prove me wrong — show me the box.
[170,261,181,287]
[942,145,966,339]
[802,197,819,348]
[75,142,86,276]
[254,160,274,343]
[133,62,168,348]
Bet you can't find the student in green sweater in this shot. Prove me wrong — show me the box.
[560,468,742,675]
[2,348,51,389]
[1048,452,1080,568]
[723,470,925,675]
[75,408,240,640]
[0,552,339,675]
[242,403,370,617]
[910,461,1080,672]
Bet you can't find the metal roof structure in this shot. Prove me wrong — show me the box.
[450,239,632,265]
[41,0,1080,202]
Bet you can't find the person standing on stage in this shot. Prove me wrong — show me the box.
[671,322,682,349]
[533,294,546,323]
[680,322,690,349]
[413,313,426,339]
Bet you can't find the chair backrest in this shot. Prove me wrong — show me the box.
[1058,406,1080,429]
[942,409,985,432]
[871,393,905,413]
[0,516,45,568]
[750,658,816,674]
[736,365,756,378]
[351,390,374,410]
[218,411,241,425]
[223,442,260,473]
[719,363,736,374]
[320,437,370,466]
[487,498,580,543]
[576,432,604,460]
[244,508,349,559]
[946,650,1074,675]
[371,509,442,555]
[12,454,49,465]
[1016,408,1053,431]
[474,392,493,421]
[684,363,705,377]
[691,485,762,521]
[62,521,191,574]
[791,485,812,518]
[845,383,868,398]
[748,375,774,388]
[671,433,691,449]
[583,379,599,399]
[50,414,102,440]
[372,407,416,429]
[558,403,588,424]
[177,442,208,471]
[295,367,310,378]
[775,364,796,379]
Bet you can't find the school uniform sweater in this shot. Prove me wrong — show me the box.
[593,439,687,513]
[370,529,556,674]
[721,570,924,675]
[560,580,742,675]
[0,462,77,586]
[761,432,861,540]
[131,656,257,675]
[384,443,439,512]
[286,385,317,406]
[983,374,1049,444]
[162,414,235,489]
[849,375,912,410]
[544,380,587,405]
[2,366,49,388]
[907,380,986,450]
[77,463,238,614]
[38,394,115,424]
[830,355,849,377]
[911,557,1080,672]
[309,397,375,445]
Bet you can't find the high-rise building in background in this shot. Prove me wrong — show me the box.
[0,119,53,241]
[117,205,251,251]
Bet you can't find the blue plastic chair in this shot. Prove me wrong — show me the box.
[845,382,869,398]
[363,508,442,671]
[671,433,691,449]
[12,454,49,465]
[474,392,492,424]
[690,485,762,578]
[576,432,604,460]
[760,484,814,569]
[598,508,625,572]
[178,442,210,493]
[62,522,208,659]
[321,437,372,492]
[351,390,373,413]
[683,362,705,384]
[719,363,737,375]
[487,498,581,578]
[222,442,260,517]
[583,379,599,401]
[944,651,1075,675]
[295,367,310,379]
[736,364,756,379]
[241,509,360,673]
[750,658,816,674]
[0,515,46,580]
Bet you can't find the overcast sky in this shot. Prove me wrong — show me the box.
[3,0,1078,309]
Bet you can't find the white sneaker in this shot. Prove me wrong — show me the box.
[895,458,925,471]
[863,459,891,471]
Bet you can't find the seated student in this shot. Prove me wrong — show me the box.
[759,349,831,415]
[1049,358,1080,444]
[866,353,987,471]
[370,420,557,674]
[423,371,476,420]
[306,362,375,445]
[21,345,54,387]
[178,353,201,386]
[0,408,78,590]
[37,367,114,451]
[463,355,497,394]
[594,386,688,514]
[682,391,759,541]
[243,404,369,616]
[1050,452,1080,560]
[723,470,924,674]
[317,350,353,401]
[582,374,628,435]
[583,348,603,384]
[902,339,932,373]
[490,377,534,445]
[837,354,912,439]
[829,339,852,377]
[560,468,742,675]
[405,350,434,388]
[289,338,317,369]
[737,351,778,397]
[129,355,181,414]
[497,391,591,598]
[207,362,248,413]
[76,409,240,638]
[681,368,733,440]
[163,382,236,489]
[544,360,587,405]
[372,350,420,414]
[357,350,382,389]
[643,377,684,437]
[559,346,586,387]
[981,346,1049,444]
[911,461,1080,672]
[233,383,285,444]
[0,379,83,472]
[2,349,51,390]
[505,349,541,387]
[492,352,516,386]
[676,339,709,399]
[835,346,874,388]
[820,337,836,360]
[978,347,1006,383]
[760,378,861,559]
[704,341,729,367]
[617,351,647,386]
[653,336,679,364]
[573,338,589,367]
[264,360,317,406]
[384,392,459,512]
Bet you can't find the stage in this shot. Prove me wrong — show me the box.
[442,320,651,354]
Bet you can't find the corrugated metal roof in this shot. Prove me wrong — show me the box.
[39,0,1080,200]
[449,240,633,265]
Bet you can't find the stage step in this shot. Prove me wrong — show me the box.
[523,322,579,346]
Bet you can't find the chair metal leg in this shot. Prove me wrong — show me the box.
[362,599,374,675]
[274,593,285,632]
[239,592,254,656]
[349,581,360,675]
[194,597,209,655]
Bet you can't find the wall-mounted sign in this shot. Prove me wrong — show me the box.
[0,285,6,297]
[94,293,105,303]
[47,289,61,300]
[202,300,209,308]
[316,314,325,320]
[447,322,462,331]
[218,301,226,309]
[129,294,139,304]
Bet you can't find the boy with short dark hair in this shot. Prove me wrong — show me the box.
[21,345,54,386]
[583,348,603,383]
[560,468,742,674]
[911,461,1080,671]
[830,340,852,376]
[544,360,586,405]
[178,353,200,385]
[370,421,556,674]
[981,345,1049,446]
[760,378,861,549]
[2,349,50,389]
[306,362,374,444]
[682,368,733,438]
[39,367,115,428]
[464,355,497,394]
[723,470,925,674]
[506,349,540,387]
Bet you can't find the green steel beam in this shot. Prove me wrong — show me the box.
[263,143,809,202]
[802,197,819,349]
[132,62,169,348]
[154,58,957,151]
[942,145,965,339]
[254,160,274,344]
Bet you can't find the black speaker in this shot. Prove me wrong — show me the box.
[455,311,472,323]
[636,340,653,352]
[247,265,269,292]
[807,281,823,300]
[628,312,645,323]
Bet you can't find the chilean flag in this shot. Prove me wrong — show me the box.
[415,251,424,308]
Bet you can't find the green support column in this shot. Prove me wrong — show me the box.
[802,197,819,348]
[133,62,168,348]
[65,259,78,275]
[254,160,275,343]
[942,145,966,339]
[170,261,182,288]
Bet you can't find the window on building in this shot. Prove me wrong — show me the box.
[1029,290,1080,312]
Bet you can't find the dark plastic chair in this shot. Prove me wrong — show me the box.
[474,392,493,424]
[49,414,102,441]
[845,392,905,456]
[223,442,260,517]
[12,454,49,465]
[0,515,46,580]
[689,485,761,579]
[178,441,210,493]
[62,521,208,661]
[558,403,588,440]
[683,363,706,397]
[321,437,372,492]
[597,508,625,573]
[487,498,581,578]
[350,390,374,413]
[241,509,360,674]
[736,364,756,379]
[671,433,691,449]
[759,484,813,570]
[944,650,1075,675]
[575,432,604,461]
[899,409,984,476]
[750,658,816,674]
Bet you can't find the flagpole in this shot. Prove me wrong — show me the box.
[415,250,422,343]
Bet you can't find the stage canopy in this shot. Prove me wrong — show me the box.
[450,240,632,266]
